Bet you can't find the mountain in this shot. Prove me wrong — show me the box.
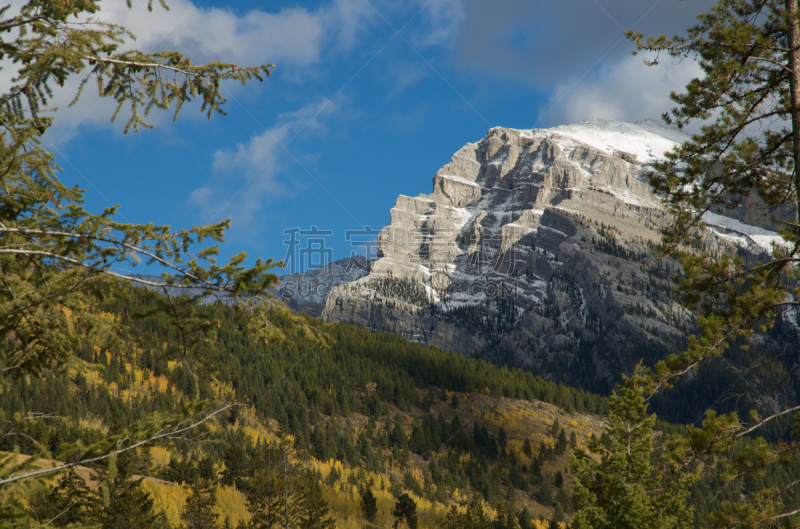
[280,119,799,411]
[277,255,370,317]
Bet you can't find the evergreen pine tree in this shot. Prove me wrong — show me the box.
[570,367,695,529]
[245,444,334,529]
[554,429,568,456]
[99,474,162,529]
[626,1,800,525]
[538,481,552,507]
[181,479,220,529]
[463,496,492,529]
[245,451,283,529]
[549,504,565,529]
[97,450,167,529]
[550,418,560,438]
[522,439,533,457]
[197,458,217,483]
[439,506,460,529]
[295,471,335,529]
[360,485,378,523]
[392,493,418,529]
[34,469,102,526]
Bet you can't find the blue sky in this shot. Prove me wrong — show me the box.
[35,0,706,275]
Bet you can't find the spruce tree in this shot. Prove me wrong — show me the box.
[439,506,460,529]
[571,367,695,529]
[96,450,167,529]
[360,485,378,524]
[33,469,102,526]
[392,493,418,529]
[181,479,220,529]
[549,504,565,529]
[245,452,283,529]
[463,496,492,529]
[245,444,334,529]
[295,472,334,529]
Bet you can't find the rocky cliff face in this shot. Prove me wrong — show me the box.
[277,256,370,317]
[312,119,797,398]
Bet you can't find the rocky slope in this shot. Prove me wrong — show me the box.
[287,120,798,403]
[277,255,370,317]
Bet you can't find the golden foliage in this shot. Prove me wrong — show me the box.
[149,446,172,468]
[141,479,188,527]
[214,484,250,527]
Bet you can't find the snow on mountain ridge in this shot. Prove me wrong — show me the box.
[311,119,800,395]
[524,118,691,164]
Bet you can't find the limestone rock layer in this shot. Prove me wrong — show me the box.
[318,119,795,392]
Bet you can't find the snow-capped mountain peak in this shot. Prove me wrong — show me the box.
[531,118,690,164]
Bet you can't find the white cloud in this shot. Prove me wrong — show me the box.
[542,52,702,126]
[452,0,702,88]
[187,98,339,227]
[0,0,375,144]
[99,0,376,65]
[412,0,465,48]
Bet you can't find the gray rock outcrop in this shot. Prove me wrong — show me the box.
[315,119,796,394]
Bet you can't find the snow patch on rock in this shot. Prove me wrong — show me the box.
[702,211,786,254]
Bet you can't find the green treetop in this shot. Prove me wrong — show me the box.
[571,367,696,529]
[627,0,800,384]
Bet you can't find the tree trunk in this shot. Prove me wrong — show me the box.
[786,0,800,222]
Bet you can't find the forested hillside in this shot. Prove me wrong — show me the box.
[3,288,800,528]
[0,287,606,528]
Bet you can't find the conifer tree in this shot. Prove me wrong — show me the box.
[32,469,101,526]
[294,472,334,529]
[360,485,378,524]
[550,419,560,438]
[181,479,220,529]
[440,506,461,529]
[96,450,168,529]
[571,367,695,529]
[463,496,492,529]
[435,497,492,529]
[392,493,418,529]
[626,1,800,525]
[245,444,333,529]
[549,505,565,529]
[245,452,283,529]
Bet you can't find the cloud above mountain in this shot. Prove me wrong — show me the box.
[448,0,704,125]
[452,0,702,87]
[542,52,703,125]
[187,98,341,227]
